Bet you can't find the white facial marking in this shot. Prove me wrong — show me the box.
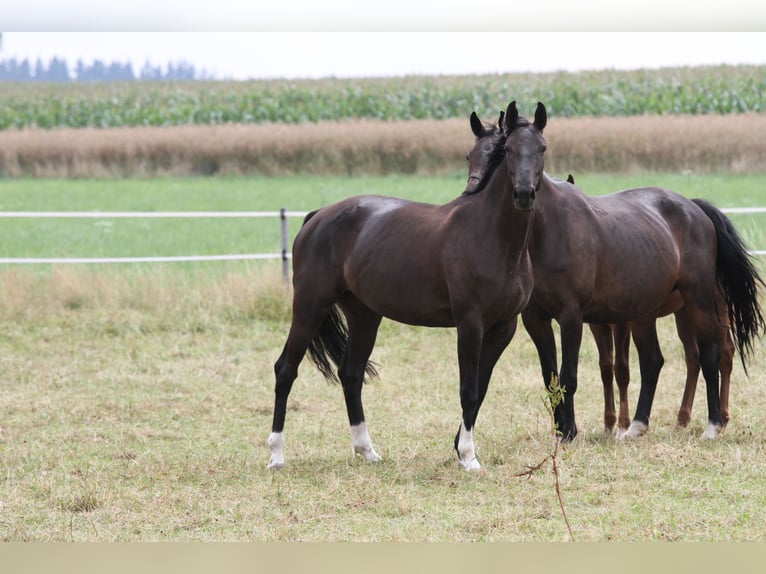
[351,422,382,462]
[619,420,649,440]
[267,431,285,469]
[457,421,482,471]
[702,422,721,440]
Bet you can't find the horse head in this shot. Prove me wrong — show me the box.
[466,101,547,212]
[503,101,547,211]
[465,110,503,194]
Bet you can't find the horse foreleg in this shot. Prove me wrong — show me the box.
[476,319,519,416]
[557,313,584,442]
[622,319,664,440]
[588,323,617,435]
[454,315,485,471]
[522,306,560,431]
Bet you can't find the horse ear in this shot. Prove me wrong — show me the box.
[497,110,505,131]
[470,111,485,137]
[567,174,575,184]
[505,101,518,131]
[534,101,547,132]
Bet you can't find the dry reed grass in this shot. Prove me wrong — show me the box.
[1,114,764,178]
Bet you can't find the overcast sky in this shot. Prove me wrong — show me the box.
[2,32,765,80]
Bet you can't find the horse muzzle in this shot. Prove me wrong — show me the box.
[513,187,536,211]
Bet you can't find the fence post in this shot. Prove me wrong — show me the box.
[280,208,290,284]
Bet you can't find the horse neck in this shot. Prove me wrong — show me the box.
[476,165,536,266]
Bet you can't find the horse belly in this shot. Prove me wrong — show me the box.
[345,258,455,327]
[582,270,678,324]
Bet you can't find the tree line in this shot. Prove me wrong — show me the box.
[0,56,210,82]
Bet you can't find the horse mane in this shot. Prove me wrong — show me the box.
[464,117,531,196]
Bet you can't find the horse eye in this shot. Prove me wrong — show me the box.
[541,145,548,153]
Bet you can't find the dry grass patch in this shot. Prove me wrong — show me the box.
[1,114,765,178]
[1,267,766,541]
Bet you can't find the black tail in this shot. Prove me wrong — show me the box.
[306,305,379,383]
[693,198,766,369]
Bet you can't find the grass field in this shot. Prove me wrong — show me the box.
[0,173,764,263]
[1,173,766,541]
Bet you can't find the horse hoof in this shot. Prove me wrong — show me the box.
[701,422,722,440]
[459,457,482,472]
[267,459,285,470]
[615,426,629,440]
[619,420,648,440]
[355,447,383,462]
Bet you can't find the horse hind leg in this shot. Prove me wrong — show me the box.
[613,323,632,437]
[268,293,339,469]
[589,324,617,435]
[338,297,383,463]
[720,328,734,427]
[673,307,700,429]
[621,319,664,440]
[269,328,312,469]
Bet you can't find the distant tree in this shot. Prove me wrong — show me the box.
[75,59,87,80]
[15,58,31,80]
[34,58,45,81]
[47,57,71,82]
[139,60,163,81]
[0,57,32,80]
[0,53,204,82]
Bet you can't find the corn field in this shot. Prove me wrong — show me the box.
[1,65,764,130]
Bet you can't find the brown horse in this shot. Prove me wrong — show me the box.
[469,112,737,435]
[268,101,547,471]
[467,109,764,441]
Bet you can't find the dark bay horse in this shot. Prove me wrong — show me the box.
[469,113,737,435]
[467,110,764,441]
[268,101,547,471]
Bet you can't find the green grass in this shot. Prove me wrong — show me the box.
[0,172,764,265]
[1,172,766,541]
[1,278,765,541]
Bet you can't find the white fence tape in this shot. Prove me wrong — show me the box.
[0,209,761,279]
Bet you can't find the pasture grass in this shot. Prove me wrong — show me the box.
[1,264,766,541]
[0,173,765,265]
[1,173,766,541]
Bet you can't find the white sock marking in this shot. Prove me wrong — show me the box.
[351,422,382,462]
[457,421,481,471]
[267,431,285,469]
[619,420,649,440]
[702,421,721,440]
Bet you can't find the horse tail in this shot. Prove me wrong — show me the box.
[302,209,319,227]
[692,198,766,369]
[306,305,379,383]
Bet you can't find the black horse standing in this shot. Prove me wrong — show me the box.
[268,102,548,470]
[466,110,764,441]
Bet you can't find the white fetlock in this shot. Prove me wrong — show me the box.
[351,422,382,462]
[619,420,648,440]
[267,431,285,469]
[702,421,722,440]
[615,426,629,440]
[457,421,482,471]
